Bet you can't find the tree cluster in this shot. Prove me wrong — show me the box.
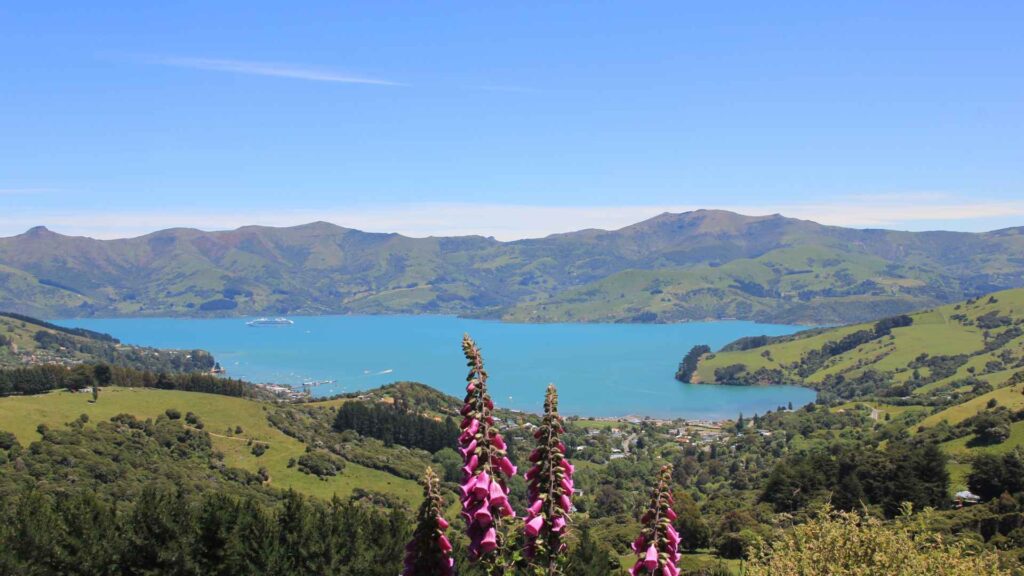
[333,400,458,453]
[0,363,251,397]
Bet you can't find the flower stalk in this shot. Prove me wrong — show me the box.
[524,384,574,574]
[403,467,455,576]
[630,465,679,576]
[459,334,517,564]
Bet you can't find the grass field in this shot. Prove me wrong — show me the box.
[695,288,1022,390]
[831,401,928,420]
[941,420,1024,459]
[0,387,421,504]
[916,384,1024,429]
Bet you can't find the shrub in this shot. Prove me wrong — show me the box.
[297,452,345,478]
[747,507,1008,575]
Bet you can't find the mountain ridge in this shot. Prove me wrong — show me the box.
[3,209,1023,323]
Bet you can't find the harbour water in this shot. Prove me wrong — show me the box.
[59,315,815,419]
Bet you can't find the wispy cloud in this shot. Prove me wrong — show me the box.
[152,57,402,86]
[3,194,1023,241]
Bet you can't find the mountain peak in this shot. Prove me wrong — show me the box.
[23,225,56,237]
[621,209,793,236]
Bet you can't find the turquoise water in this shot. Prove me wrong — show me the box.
[58,316,815,419]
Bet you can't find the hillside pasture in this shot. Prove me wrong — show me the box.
[0,387,420,504]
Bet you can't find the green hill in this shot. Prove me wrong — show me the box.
[0,311,217,372]
[3,210,1024,324]
[693,288,1024,397]
[0,386,422,504]
[689,288,1024,486]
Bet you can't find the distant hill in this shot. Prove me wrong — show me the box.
[692,288,1024,488]
[693,288,1024,398]
[3,210,1024,324]
[0,311,217,372]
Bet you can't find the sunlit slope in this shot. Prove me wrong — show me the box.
[503,245,947,325]
[694,288,1024,394]
[0,387,420,504]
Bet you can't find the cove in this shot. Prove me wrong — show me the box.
[57,316,816,420]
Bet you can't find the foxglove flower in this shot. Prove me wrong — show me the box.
[630,465,679,576]
[403,467,455,576]
[459,335,516,561]
[523,384,574,565]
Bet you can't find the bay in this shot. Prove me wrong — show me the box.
[58,316,815,419]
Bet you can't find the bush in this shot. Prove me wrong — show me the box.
[676,344,711,382]
[165,408,181,420]
[251,443,269,457]
[198,299,238,312]
[971,411,1012,445]
[714,364,747,382]
[297,452,345,478]
[747,507,1008,575]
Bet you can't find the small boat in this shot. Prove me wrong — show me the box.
[246,317,294,327]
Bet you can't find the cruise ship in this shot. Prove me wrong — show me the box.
[246,317,294,327]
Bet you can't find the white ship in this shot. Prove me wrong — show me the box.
[246,317,294,327]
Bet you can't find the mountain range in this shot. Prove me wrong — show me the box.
[2,209,1023,324]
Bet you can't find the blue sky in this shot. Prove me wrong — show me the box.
[2,2,1022,239]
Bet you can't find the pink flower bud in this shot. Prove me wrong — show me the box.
[497,456,517,477]
[644,544,659,570]
[525,515,544,537]
[527,499,543,516]
[480,527,498,553]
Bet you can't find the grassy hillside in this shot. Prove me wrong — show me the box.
[3,210,1024,324]
[0,311,216,372]
[695,288,1024,395]
[0,387,421,504]
[504,245,948,325]
[691,288,1024,490]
